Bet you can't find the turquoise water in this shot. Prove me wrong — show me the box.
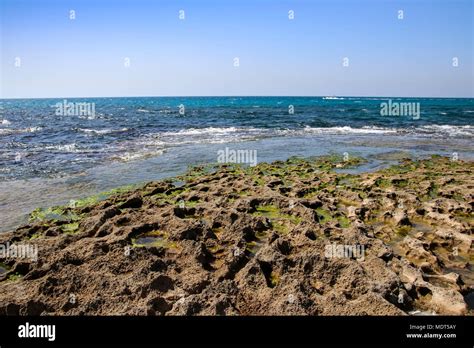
[0,96,472,231]
[1,96,473,180]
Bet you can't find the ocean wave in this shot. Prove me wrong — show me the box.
[113,149,164,162]
[276,126,398,136]
[323,97,345,100]
[0,129,13,135]
[164,127,237,136]
[78,115,97,120]
[42,143,79,152]
[126,125,473,151]
[162,126,267,144]
[109,127,266,154]
[292,125,473,137]
[418,125,473,137]
[1,119,11,125]
[79,128,129,135]
[0,126,42,136]
[32,143,106,154]
[137,126,404,148]
[163,126,263,137]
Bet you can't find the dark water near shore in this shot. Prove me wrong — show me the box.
[0,96,473,232]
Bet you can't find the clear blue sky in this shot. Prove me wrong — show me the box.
[0,0,472,98]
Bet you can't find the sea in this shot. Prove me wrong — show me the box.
[0,96,473,231]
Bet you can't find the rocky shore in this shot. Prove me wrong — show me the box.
[0,155,472,315]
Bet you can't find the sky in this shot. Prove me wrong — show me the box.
[0,0,472,98]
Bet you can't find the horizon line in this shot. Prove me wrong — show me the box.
[1,95,473,101]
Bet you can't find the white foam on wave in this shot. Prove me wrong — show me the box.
[0,126,42,136]
[1,119,11,125]
[132,126,401,150]
[109,127,266,162]
[79,128,128,135]
[419,125,473,137]
[160,126,267,145]
[41,143,79,152]
[35,124,471,167]
[27,126,42,133]
[114,149,164,162]
[277,126,398,135]
[110,127,266,159]
[0,129,13,135]
[58,144,77,152]
[281,125,473,137]
[64,123,473,167]
[78,115,97,120]
[165,127,238,135]
[163,126,263,137]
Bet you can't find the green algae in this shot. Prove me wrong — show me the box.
[253,205,301,224]
[316,208,333,224]
[427,183,439,199]
[7,273,22,282]
[337,215,351,228]
[395,225,412,237]
[61,222,80,234]
[272,221,290,234]
[71,184,139,208]
[375,178,391,188]
[303,187,319,198]
[131,231,178,249]
[253,176,265,186]
[30,206,81,224]
[269,271,280,287]
[337,197,360,207]
[253,205,281,219]
[245,241,260,254]
[28,232,41,240]
[176,199,200,208]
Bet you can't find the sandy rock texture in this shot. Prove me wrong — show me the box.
[0,155,472,316]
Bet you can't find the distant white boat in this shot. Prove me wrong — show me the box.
[322,96,345,100]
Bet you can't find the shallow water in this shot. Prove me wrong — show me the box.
[0,97,473,232]
[1,134,473,233]
[134,236,166,247]
[0,265,8,275]
[465,292,474,310]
